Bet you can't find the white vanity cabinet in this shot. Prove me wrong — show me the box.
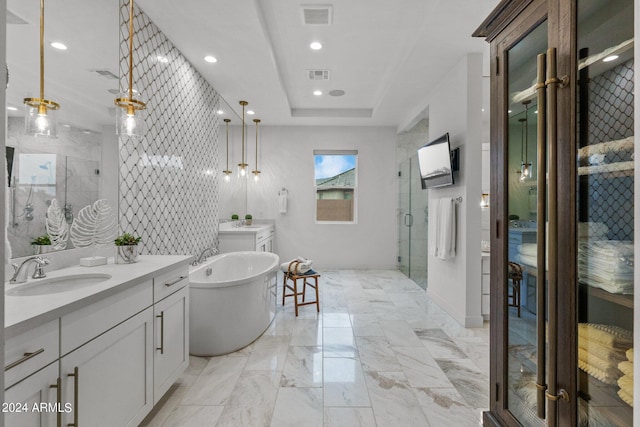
[4,363,59,427]
[218,224,275,253]
[153,270,189,404]
[61,308,154,427]
[4,255,192,426]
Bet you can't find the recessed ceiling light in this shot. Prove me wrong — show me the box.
[157,55,169,63]
[313,90,322,96]
[508,110,512,113]
[217,110,224,115]
[603,55,619,63]
[50,42,67,50]
[328,89,345,97]
[204,55,218,63]
[310,42,322,50]
[6,106,18,111]
[247,110,255,115]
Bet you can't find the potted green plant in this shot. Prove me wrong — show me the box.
[31,235,52,255]
[245,214,253,226]
[231,214,239,220]
[114,233,142,264]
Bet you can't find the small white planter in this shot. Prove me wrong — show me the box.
[115,245,139,264]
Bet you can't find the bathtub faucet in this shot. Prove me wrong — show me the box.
[192,247,219,266]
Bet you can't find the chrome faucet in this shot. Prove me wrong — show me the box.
[10,256,50,284]
[192,247,219,266]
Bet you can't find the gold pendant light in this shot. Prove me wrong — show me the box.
[223,118,232,181]
[24,0,60,138]
[237,101,249,177]
[115,0,147,138]
[519,100,532,182]
[252,119,261,181]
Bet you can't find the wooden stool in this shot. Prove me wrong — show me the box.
[282,261,320,316]
[508,262,522,318]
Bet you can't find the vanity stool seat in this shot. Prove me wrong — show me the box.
[282,261,320,317]
[508,262,523,318]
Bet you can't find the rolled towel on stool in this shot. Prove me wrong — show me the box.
[280,258,313,274]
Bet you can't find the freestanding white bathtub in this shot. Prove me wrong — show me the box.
[189,251,279,356]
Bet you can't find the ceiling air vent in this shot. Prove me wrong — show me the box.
[307,69,330,80]
[301,5,332,25]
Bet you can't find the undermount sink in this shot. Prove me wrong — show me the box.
[243,225,263,228]
[6,273,112,297]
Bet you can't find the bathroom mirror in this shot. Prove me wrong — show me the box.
[5,0,117,258]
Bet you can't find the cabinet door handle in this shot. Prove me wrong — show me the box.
[67,367,79,426]
[50,377,62,427]
[5,348,44,371]
[165,276,187,287]
[157,311,164,354]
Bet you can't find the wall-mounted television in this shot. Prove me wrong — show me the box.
[417,133,456,189]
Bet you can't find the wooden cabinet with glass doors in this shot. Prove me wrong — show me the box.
[474,0,635,425]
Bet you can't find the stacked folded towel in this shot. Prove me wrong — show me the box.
[578,240,634,294]
[578,323,632,385]
[280,256,314,275]
[617,348,634,406]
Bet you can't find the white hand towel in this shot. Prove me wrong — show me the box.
[428,198,440,257]
[437,197,456,260]
[278,191,288,214]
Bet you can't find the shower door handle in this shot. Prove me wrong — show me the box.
[404,214,413,227]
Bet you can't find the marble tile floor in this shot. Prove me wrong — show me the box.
[141,269,489,427]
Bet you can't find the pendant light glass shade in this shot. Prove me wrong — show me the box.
[24,0,60,138]
[115,0,146,138]
[237,101,249,177]
[223,118,232,181]
[252,119,261,182]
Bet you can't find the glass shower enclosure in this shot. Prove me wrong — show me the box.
[398,155,428,289]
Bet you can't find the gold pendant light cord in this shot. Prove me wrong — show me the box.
[254,119,260,170]
[225,119,230,170]
[241,104,246,164]
[39,0,44,100]
[128,0,134,100]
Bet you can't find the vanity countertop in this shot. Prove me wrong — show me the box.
[218,222,274,234]
[5,255,193,338]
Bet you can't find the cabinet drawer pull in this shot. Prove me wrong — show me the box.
[157,312,164,354]
[68,367,79,426]
[50,377,62,427]
[5,348,45,371]
[165,276,187,287]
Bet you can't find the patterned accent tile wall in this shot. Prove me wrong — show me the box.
[580,59,634,240]
[118,1,220,256]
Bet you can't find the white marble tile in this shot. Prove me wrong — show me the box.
[364,371,430,427]
[271,387,323,427]
[161,405,224,427]
[392,346,454,388]
[180,357,247,405]
[322,312,352,328]
[323,357,371,407]
[324,407,376,427]
[245,335,290,371]
[281,346,323,387]
[216,371,281,427]
[175,356,209,387]
[323,327,358,358]
[380,320,423,347]
[355,336,401,372]
[413,387,482,427]
[290,319,323,346]
[436,358,490,409]
[415,328,467,359]
[139,385,187,427]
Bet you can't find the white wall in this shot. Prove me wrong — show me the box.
[425,53,485,328]
[224,125,398,269]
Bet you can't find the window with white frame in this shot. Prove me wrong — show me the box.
[314,150,357,223]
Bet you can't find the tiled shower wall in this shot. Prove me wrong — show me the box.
[118,1,220,256]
